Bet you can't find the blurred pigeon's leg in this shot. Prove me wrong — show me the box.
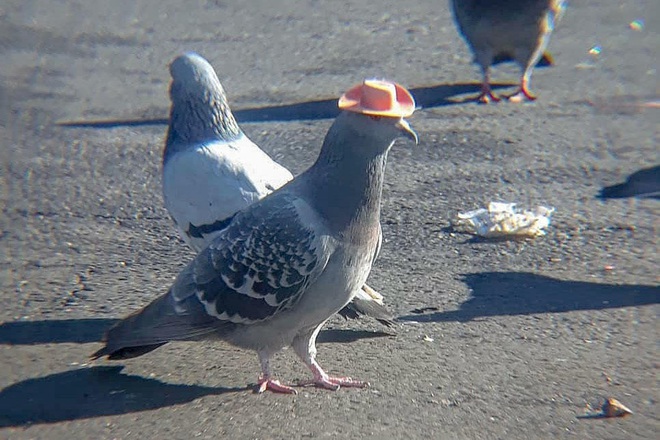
[508,34,548,103]
[294,325,369,390]
[256,350,297,394]
[477,66,500,104]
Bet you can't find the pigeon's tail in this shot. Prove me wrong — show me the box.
[91,291,223,360]
[338,285,395,327]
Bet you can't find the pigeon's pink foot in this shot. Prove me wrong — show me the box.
[299,363,369,390]
[507,81,537,103]
[477,85,501,104]
[315,375,370,390]
[256,376,298,394]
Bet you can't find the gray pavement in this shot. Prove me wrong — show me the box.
[0,1,658,438]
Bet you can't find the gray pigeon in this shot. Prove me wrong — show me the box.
[92,79,418,393]
[162,53,393,326]
[450,0,567,103]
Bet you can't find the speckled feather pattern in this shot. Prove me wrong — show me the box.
[182,197,327,324]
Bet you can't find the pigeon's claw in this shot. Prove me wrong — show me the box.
[477,84,501,104]
[256,376,298,394]
[298,363,370,390]
[507,89,537,103]
[507,78,537,103]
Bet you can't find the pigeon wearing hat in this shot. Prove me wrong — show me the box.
[92,79,417,393]
[451,0,567,103]
[162,53,394,326]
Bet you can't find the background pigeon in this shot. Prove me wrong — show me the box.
[450,0,567,103]
[162,52,393,326]
[92,80,418,393]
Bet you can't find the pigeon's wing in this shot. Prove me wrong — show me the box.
[92,194,333,360]
[171,194,332,325]
[163,136,293,247]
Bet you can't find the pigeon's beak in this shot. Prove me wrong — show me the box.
[396,118,418,145]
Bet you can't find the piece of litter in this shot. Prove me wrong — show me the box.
[602,397,633,418]
[423,335,434,342]
[455,202,555,238]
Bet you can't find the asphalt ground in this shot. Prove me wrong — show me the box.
[0,1,658,438]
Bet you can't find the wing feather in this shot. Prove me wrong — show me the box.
[163,135,293,250]
[171,194,331,325]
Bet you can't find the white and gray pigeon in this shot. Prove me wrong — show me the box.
[92,79,418,393]
[450,0,567,103]
[162,52,393,326]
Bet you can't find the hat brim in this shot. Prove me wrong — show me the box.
[338,82,416,118]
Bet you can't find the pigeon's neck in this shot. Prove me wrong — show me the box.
[304,138,390,234]
[163,90,242,163]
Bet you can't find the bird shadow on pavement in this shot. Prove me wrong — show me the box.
[56,82,515,128]
[0,365,246,427]
[0,318,119,345]
[0,318,391,346]
[317,328,394,344]
[597,165,660,200]
[399,271,659,323]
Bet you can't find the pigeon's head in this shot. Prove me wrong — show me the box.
[165,52,241,151]
[168,52,226,101]
[336,79,418,149]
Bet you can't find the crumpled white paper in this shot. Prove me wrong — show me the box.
[455,202,555,238]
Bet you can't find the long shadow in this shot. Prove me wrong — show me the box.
[399,271,659,323]
[317,328,394,343]
[0,366,245,427]
[56,82,514,128]
[0,318,392,346]
[597,165,660,200]
[0,318,119,345]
